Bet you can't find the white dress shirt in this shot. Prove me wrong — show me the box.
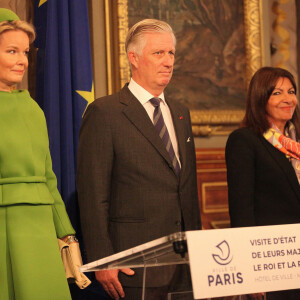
[128,78,181,165]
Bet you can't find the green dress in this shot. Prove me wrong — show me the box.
[0,90,75,300]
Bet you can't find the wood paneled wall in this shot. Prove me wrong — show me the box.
[196,148,230,230]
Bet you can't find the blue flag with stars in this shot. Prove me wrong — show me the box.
[34,0,94,233]
[34,1,109,298]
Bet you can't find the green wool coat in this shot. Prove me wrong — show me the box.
[0,90,75,300]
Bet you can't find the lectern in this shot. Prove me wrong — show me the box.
[82,224,300,299]
[80,232,193,300]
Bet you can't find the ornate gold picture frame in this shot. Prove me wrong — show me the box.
[108,0,265,136]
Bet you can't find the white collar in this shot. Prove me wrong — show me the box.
[128,78,166,105]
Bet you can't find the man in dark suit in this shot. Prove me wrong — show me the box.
[77,19,201,299]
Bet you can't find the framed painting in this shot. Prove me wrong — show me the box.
[107,0,266,136]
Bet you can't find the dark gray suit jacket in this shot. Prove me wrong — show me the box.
[77,85,201,286]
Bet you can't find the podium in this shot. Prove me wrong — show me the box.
[80,232,194,299]
[82,224,300,299]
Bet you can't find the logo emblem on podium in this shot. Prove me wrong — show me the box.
[212,240,233,265]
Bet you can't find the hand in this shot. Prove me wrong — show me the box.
[95,268,134,299]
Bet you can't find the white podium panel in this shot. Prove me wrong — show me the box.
[187,223,300,299]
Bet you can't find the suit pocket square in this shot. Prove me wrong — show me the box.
[187,137,191,142]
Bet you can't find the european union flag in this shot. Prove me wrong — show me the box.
[34,0,93,231]
[34,0,107,298]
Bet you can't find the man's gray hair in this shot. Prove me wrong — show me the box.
[125,19,176,56]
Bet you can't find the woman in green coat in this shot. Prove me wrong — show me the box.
[0,9,75,300]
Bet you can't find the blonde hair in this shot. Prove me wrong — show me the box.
[0,20,35,43]
[125,19,176,56]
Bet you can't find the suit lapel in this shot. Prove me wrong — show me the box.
[120,86,175,171]
[259,135,300,201]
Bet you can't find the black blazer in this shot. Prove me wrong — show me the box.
[226,127,300,227]
[226,127,300,299]
[77,85,201,286]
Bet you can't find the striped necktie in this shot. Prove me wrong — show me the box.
[150,97,180,176]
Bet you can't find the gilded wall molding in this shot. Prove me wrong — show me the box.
[244,0,264,82]
[117,0,130,86]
